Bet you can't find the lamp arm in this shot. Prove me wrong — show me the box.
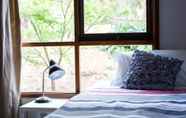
[42,65,55,97]
[42,64,63,96]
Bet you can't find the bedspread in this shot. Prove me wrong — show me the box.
[46,88,186,118]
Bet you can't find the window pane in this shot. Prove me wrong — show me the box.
[84,0,146,33]
[21,47,75,93]
[80,45,152,91]
[19,0,74,42]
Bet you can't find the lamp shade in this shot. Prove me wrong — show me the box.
[48,60,65,80]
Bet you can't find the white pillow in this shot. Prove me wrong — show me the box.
[152,50,186,89]
[111,53,131,87]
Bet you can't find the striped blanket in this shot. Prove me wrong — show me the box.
[46,88,186,118]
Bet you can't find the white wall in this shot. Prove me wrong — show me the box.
[160,0,186,49]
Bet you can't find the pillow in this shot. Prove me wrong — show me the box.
[111,53,131,87]
[176,69,186,89]
[152,50,186,89]
[122,50,183,90]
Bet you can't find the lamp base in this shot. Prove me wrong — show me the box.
[35,96,51,103]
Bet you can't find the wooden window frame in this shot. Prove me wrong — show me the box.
[79,0,151,41]
[21,0,159,98]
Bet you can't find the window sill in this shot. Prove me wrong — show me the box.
[21,92,76,99]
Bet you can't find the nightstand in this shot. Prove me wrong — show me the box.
[19,99,68,118]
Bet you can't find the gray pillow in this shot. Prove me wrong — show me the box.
[152,50,186,89]
[122,50,184,90]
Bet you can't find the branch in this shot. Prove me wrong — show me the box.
[31,19,50,64]
[33,48,48,66]
[57,0,73,64]
[43,47,50,63]
[30,20,42,41]
[85,15,106,32]
[58,48,63,65]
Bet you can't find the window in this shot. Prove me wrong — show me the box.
[80,45,152,92]
[78,0,159,42]
[21,47,75,93]
[19,0,159,97]
[19,0,74,42]
[84,0,147,33]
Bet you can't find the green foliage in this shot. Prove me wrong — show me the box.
[20,0,74,66]
[20,0,74,42]
[84,0,146,32]
[100,45,152,55]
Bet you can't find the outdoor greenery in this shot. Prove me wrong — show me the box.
[84,0,146,33]
[19,0,151,91]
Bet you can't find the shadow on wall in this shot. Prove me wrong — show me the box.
[160,0,186,49]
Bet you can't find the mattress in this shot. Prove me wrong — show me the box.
[45,87,186,118]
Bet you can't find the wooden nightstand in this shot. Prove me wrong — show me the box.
[19,99,68,118]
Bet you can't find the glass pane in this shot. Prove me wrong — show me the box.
[80,45,152,92]
[84,0,146,33]
[21,47,75,93]
[19,0,74,42]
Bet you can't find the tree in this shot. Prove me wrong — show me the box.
[20,0,74,90]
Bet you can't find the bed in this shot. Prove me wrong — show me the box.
[46,50,186,118]
[46,87,186,118]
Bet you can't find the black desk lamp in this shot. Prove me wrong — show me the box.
[35,60,65,103]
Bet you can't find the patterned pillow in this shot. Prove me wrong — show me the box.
[122,50,184,90]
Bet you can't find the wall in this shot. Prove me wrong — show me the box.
[159,0,186,49]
